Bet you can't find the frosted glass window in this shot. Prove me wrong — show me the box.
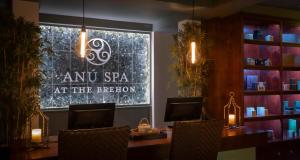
[40,25,151,109]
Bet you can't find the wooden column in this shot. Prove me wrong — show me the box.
[204,14,244,122]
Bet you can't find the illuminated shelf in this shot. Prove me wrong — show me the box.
[282,113,300,119]
[282,90,300,94]
[244,65,280,70]
[282,66,300,71]
[244,113,300,122]
[244,114,282,122]
[282,42,300,47]
[244,90,281,95]
[244,39,280,46]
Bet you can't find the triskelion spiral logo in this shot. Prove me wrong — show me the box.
[85,38,111,66]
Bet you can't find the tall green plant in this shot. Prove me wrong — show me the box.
[171,22,210,97]
[0,14,49,145]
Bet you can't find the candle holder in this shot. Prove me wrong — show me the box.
[224,91,241,129]
[28,109,49,150]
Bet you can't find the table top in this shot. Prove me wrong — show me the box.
[20,127,268,160]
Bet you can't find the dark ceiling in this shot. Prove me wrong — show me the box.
[38,0,300,32]
[156,0,234,7]
[258,0,300,11]
[157,0,300,10]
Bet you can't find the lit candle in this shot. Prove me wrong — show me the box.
[228,114,236,126]
[32,129,42,143]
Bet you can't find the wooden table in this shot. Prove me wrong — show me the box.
[15,127,268,160]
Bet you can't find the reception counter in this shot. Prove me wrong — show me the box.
[13,127,268,160]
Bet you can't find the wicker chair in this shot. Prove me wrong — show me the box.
[169,120,223,160]
[58,126,130,160]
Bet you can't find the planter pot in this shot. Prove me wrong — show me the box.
[9,139,27,159]
[3,140,29,160]
[9,143,28,160]
[0,145,10,160]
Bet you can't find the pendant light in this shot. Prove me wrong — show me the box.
[191,0,196,64]
[79,0,86,58]
[191,41,196,64]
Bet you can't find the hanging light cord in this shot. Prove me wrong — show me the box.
[191,0,196,34]
[191,0,196,64]
[82,0,85,28]
[192,0,195,21]
[79,0,86,58]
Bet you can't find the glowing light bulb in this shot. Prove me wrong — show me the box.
[80,29,86,58]
[191,41,196,64]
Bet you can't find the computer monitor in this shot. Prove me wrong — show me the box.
[68,103,115,129]
[164,97,202,122]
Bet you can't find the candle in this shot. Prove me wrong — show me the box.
[32,129,42,143]
[228,114,236,126]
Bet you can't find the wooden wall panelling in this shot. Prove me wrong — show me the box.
[205,14,244,122]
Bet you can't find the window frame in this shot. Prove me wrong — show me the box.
[40,23,152,109]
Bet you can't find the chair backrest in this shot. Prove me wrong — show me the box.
[58,126,130,160]
[68,103,115,129]
[169,120,223,160]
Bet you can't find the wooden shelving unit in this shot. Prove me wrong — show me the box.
[244,65,280,70]
[244,114,283,122]
[282,42,300,47]
[282,90,300,94]
[282,67,300,71]
[206,13,300,160]
[244,39,280,46]
[244,90,281,95]
[244,113,300,122]
[242,16,300,144]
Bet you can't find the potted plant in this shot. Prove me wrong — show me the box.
[171,22,213,118]
[171,22,211,97]
[0,13,51,156]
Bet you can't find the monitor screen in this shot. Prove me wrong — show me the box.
[164,97,202,122]
[68,103,115,129]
